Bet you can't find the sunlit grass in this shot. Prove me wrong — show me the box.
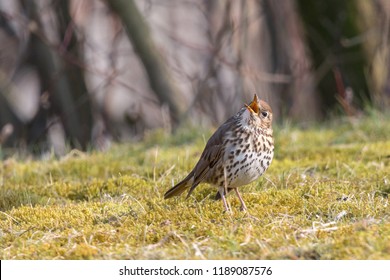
[0,113,389,259]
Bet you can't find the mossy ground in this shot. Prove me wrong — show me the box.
[1,112,390,259]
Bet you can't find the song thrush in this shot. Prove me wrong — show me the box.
[164,94,274,212]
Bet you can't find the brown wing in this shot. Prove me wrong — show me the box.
[186,112,239,198]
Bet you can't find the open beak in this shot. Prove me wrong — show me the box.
[245,94,260,114]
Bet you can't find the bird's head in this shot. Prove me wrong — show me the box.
[245,94,273,129]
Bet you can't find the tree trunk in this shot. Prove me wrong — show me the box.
[23,0,93,150]
[296,0,370,115]
[106,0,186,125]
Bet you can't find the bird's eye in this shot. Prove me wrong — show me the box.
[261,111,268,118]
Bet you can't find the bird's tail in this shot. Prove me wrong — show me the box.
[164,171,194,199]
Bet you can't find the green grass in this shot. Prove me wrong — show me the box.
[1,113,390,259]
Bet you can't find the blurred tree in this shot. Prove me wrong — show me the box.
[357,0,390,109]
[296,0,370,115]
[22,0,93,150]
[106,0,186,126]
[1,0,389,157]
[0,10,22,147]
[262,0,320,122]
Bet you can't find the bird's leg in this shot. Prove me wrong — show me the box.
[234,188,259,221]
[234,188,247,212]
[222,165,232,214]
[219,187,231,213]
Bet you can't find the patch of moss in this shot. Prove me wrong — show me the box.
[0,113,389,259]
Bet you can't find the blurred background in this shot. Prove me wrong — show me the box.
[0,0,389,156]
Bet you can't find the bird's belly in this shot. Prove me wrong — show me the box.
[223,145,273,188]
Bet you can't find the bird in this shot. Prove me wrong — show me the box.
[164,94,274,212]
